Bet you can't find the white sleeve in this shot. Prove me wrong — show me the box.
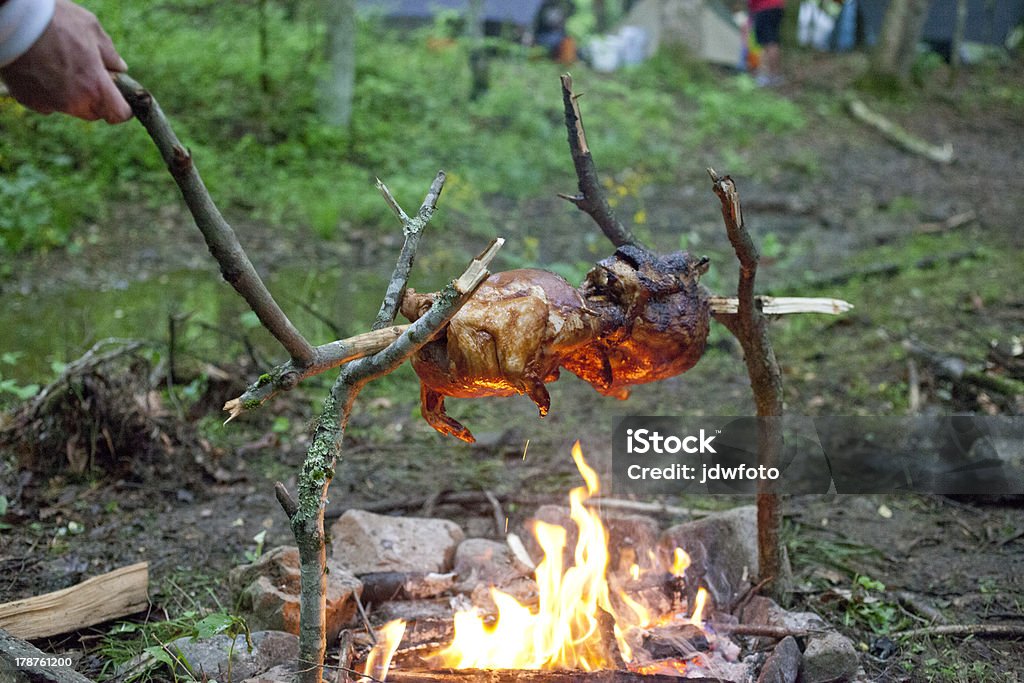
[0,0,57,68]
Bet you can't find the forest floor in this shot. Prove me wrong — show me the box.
[1,51,1022,682]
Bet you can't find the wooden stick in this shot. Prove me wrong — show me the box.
[894,624,1024,639]
[223,325,410,422]
[709,296,852,316]
[847,97,954,164]
[0,562,148,639]
[223,293,850,421]
[709,623,826,639]
[708,169,786,603]
[557,74,640,249]
[282,237,503,683]
[114,74,315,365]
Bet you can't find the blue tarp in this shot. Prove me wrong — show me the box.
[858,0,1024,46]
[357,0,547,27]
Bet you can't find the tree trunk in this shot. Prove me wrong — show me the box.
[322,0,356,127]
[867,0,932,87]
[467,0,489,100]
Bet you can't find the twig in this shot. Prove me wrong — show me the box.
[905,338,1024,397]
[709,296,852,316]
[708,168,786,602]
[894,624,1024,639]
[354,593,376,646]
[586,497,703,519]
[907,359,922,415]
[483,490,506,537]
[275,481,299,520]
[373,172,446,330]
[336,630,353,683]
[18,338,146,421]
[114,73,315,365]
[223,326,410,421]
[916,210,976,234]
[893,591,947,625]
[557,74,640,248]
[847,97,954,164]
[729,576,774,614]
[709,623,826,639]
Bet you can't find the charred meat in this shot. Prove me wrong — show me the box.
[401,246,710,442]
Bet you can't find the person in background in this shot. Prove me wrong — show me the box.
[0,0,131,123]
[748,0,785,86]
[534,0,575,61]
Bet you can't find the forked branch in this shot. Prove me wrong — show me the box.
[278,237,503,683]
[708,168,786,600]
[224,173,451,421]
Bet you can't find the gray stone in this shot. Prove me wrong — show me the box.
[800,632,859,683]
[603,513,661,575]
[241,661,298,683]
[330,510,464,574]
[170,630,297,682]
[660,506,792,608]
[741,595,828,631]
[230,546,362,641]
[453,538,532,593]
[756,635,801,683]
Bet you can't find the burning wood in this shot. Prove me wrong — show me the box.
[354,444,742,682]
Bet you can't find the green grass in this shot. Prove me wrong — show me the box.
[0,0,806,256]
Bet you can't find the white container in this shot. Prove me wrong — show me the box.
[590,35,624,72]
[618,25,649,65]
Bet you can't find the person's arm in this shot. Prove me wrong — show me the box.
[0,0,131,123]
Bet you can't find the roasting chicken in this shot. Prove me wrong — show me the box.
[401,245,711,442]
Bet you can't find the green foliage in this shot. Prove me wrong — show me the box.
[0,352,40,406]
[2,1,807,258]
[842,574,909,635]
[98,610,251,682]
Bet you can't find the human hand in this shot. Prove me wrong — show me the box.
[0,0,132,123]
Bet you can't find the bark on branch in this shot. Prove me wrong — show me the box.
[558,74,640,248]
[113,74,315,366]
[707,168,786,601]
[278,237,503,683]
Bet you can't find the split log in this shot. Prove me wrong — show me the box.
[0,563,148,639]
[846,97,954,164]
[386,670,722,683]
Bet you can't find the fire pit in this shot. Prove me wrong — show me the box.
[320,444,855,683]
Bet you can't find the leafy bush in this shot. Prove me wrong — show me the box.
[0,0,806,255]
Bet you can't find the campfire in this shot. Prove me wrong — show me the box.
[357,443,744,682]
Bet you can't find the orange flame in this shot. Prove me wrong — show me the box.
[669,547,691,577]
[690,587,709,627]
[363,620,406,681]
[432,442,669,671]
[372,443,710,674]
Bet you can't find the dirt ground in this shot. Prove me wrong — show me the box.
[1,52,1022,682]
